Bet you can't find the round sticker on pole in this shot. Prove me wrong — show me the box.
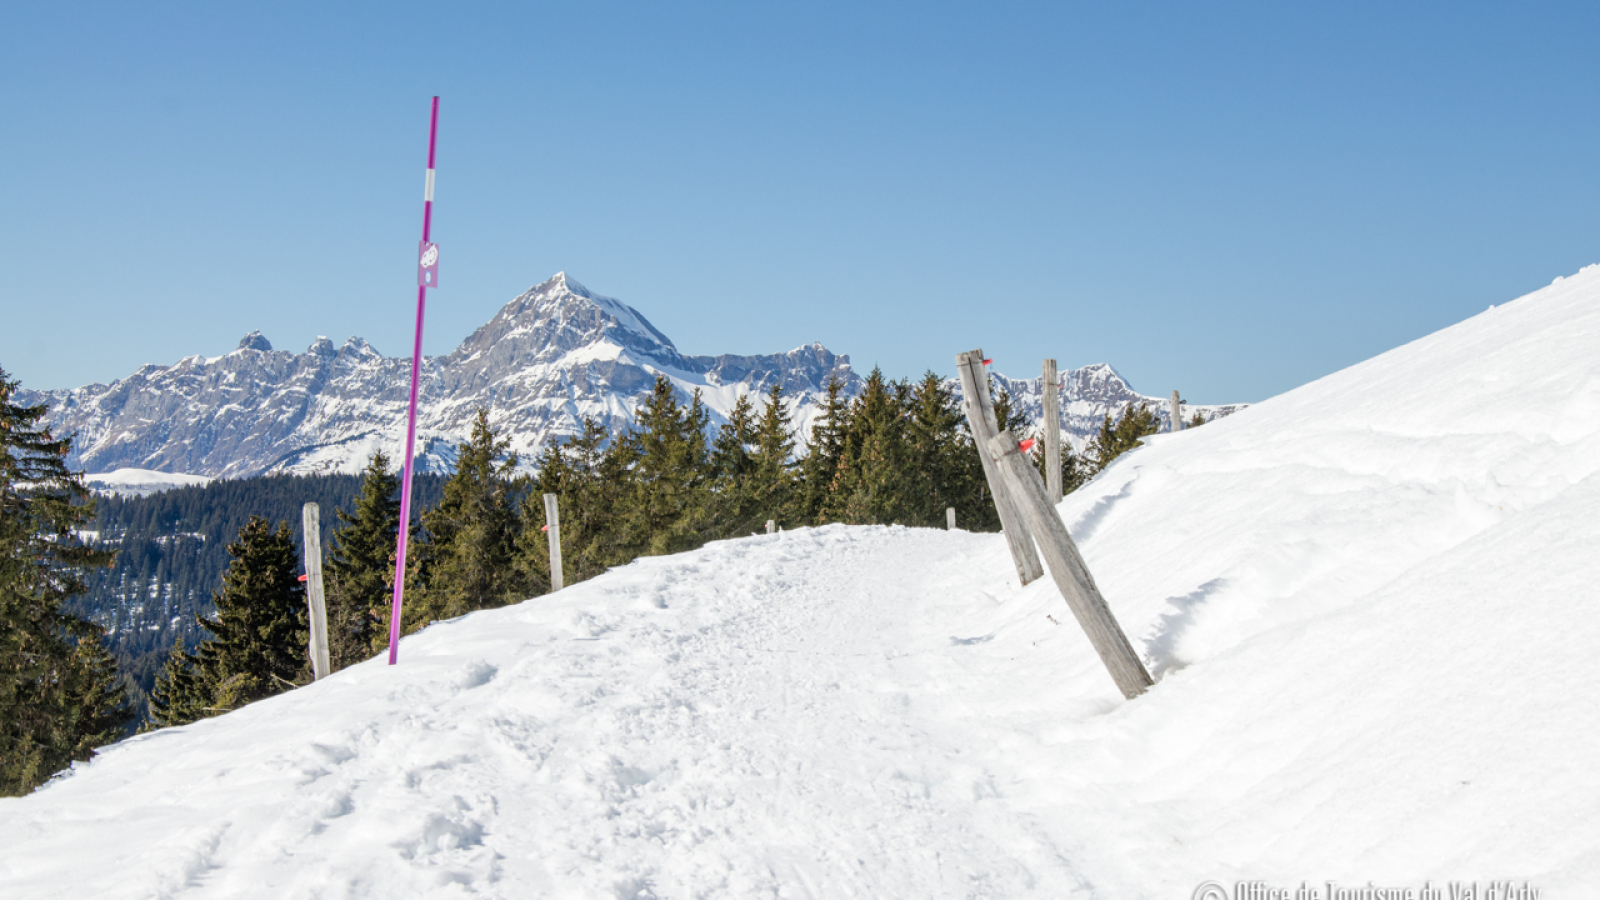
[418,241,440,287]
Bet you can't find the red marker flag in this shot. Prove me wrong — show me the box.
[1018,438,1036,453]
[982,358,992,366]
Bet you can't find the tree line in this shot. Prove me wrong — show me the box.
[71,472,445,722]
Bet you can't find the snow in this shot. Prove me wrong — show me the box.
[84,468,214,497]
[6,267,1600,897]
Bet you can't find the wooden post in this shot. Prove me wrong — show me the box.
[946,507,957,530]
[956,349,1043,585]
[765,519,776,534]
[543,493,563,593]
[1170,390,1182,432]
[301,503,330,681]
[987,429,1153,699]
[1042,358,1063,504]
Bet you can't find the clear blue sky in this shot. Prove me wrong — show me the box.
[5,2,1599,403]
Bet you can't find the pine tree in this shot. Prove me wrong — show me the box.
[0,366,128,795]
[709,394,759,535]
[798,375,850,523]
[620,378,713,556]
[828,368,913,525]
[1086,401,1162,474]
[749,383,798,527]
[146,635,205,729]
[149,516,306,726]
[905,371,986,528]
[324,451,401,668]
[518,416,637,589]
[412,410,524,627]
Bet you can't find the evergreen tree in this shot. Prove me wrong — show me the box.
[709,394,760,535]
[827,368,913,525]
[748,383,798,527]
[519,416,638,587]
[0,366,128,795]
[149,517,306,726]
[324,451,401,668]
[905,371,987,528]
[798,375,850,523]
[620,378,713,556]
[411,410,524,628]
[145,635,205,729]
[1086,401,1162,473]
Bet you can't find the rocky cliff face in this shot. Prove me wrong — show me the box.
[20,272,1243,478]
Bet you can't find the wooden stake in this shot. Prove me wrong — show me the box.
[1042,358,1063,504]
[946,507,957,530]
[301,503,330,681]
[543,493,564,593]
[1170,390,1182,432]
[987,430,1153,699]
[956,349,1043,585]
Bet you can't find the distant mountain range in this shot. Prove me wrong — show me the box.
[20,272,1244,479]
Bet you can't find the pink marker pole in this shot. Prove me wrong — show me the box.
[388,96,440,665]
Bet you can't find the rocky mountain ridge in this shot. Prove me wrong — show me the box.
[21,273,1242,479]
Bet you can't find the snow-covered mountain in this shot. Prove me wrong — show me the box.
[21,272,1238,479]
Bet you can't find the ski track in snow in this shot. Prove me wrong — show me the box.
[9,267,1600,897]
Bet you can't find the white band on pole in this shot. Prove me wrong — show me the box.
[424,168,435,202]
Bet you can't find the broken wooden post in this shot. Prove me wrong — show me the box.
[956,349,1043,585]
[946,507,957,530]
[1170,390,1182,433]
[300,502,330,681]
[1042,358,1063,504]
[765,519,776,534]
[987,429,1153,699]
[543,493,564,593]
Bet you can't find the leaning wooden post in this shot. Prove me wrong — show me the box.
[946,507,957,530]
[956,349,1043,585]
[1170,390,1182,432]
[301,503,330,681]
[543,493,564,593]
[1042,358,1063,504]
[987,429,1153,699]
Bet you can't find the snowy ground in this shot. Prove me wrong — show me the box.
[84,468,214,497]
[6,269,1600,898]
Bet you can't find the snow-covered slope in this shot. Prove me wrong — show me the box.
[82,468,215,498]
[6,267,1598,898]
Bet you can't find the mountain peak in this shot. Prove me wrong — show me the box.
[237,331,272,352]
[550,271,594,298]
[450,273,678,365]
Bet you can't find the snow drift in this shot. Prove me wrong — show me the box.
[4,268,1600,898]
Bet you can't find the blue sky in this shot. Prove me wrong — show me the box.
[4,2,1599,403]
